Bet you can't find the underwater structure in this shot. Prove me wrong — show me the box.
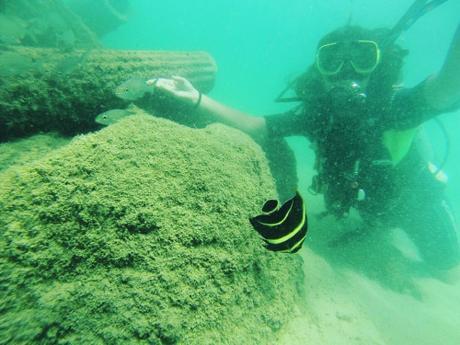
[0,0,217,141]
[0,0,100,48]
[0,45,217,141]
[65,0,132,38]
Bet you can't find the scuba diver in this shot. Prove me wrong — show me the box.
[145,2,460,271]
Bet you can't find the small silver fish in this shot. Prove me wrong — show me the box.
[114,78,153,101]
[95,109,133,126]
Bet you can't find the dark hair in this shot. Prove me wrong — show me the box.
[295,25,409,111]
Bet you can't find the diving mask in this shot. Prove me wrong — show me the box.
[316,40,381,76]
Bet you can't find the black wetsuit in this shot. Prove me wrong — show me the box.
[265,81,460,270]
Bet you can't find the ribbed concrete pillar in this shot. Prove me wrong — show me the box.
[0,46,217,141]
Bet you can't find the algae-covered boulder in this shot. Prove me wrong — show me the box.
[0,112,304,344]
[0,132,70,172]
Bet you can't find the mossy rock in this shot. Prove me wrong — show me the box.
[0,132,70,172]
[0,112,304,344]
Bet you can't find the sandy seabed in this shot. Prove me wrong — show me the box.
[277,248,460,345]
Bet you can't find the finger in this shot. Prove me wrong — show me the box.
[156,79,183,98]
[156,78,175,91]
[172,75,189,87]
[172,75,187,82]
[146,78,158,86]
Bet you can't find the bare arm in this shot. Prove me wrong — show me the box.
[424,22,460,110]
[197,94,267,140]
[152,76,268,141]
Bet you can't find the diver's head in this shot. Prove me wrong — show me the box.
[314,26,383,116]
[295,26,408,117]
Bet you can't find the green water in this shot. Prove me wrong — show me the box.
[104,1,460,343]
[104,0,460,207]
[1,0,460,344]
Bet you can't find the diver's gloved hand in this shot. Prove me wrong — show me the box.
[147,76,201,108]
[249,191,308,253]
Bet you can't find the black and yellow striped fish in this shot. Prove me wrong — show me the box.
[249,191,308,253]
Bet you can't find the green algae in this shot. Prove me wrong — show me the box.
[0,132,70,172]
[0,112,304,344]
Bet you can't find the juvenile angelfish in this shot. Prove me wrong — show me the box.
[249,191,308,253]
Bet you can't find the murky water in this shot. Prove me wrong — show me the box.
[1,1,459,344]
